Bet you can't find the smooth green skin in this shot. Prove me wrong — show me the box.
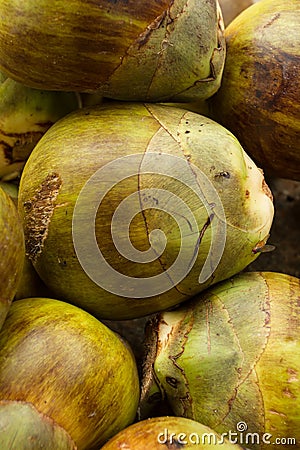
[0,298,140,450]
[0,400,77,450]
[146,272,300,450]
[0,181,18,203]
[0,181,57,300]
[210,0,300,181]
[0,186,24,329]
[18,102,274,320]
[101,416,245,449]
[0,0,225,102]
[0,74,79,180]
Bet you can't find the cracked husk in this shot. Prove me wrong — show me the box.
[18,102,274,320]
[0,0,225,102]
[210,0,300,181]
[140,271,300,450]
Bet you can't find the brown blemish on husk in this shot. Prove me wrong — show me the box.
[166,376,179,388]
[103,3,173,88]
[252,234,273,255]
[140,309,196,419]
[0,125,53,141]
[140,316,161,401]
[263,13,280,30]
[23,173,62,263]
[262,176,273,202]
[189,214,214,270]
[0,141,13,164]
[287,367,298,383]
[167,309,195,416]
[269,409,288,418]
[282,387,296,399]
[1,125,53,157]
[136,11,167,49]
[215,276,272,425]
[1,128,53,180]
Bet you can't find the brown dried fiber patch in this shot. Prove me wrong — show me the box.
[23,173,62,263]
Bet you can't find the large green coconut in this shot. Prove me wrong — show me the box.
[0,0,225,102]
[18,102,274,320]
[210,0,300,180]
[140,272,300,449]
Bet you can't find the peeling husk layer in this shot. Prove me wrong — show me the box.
[0,186,24,329]
[101,416,244,449]
[0,74,79,181]
[0,298,140,449]
[18,103,274,320]
[210,0,300,181]
[0,0,225,102]
[140,272,300,449]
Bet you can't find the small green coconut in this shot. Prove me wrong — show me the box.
[0,297,140,449]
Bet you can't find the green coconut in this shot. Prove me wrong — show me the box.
[0,297,140,449]
[18,102,274,320]
[0,0,225,102]
[101,416,245,449]
[210,0,300,180]
[140,272,300,449]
